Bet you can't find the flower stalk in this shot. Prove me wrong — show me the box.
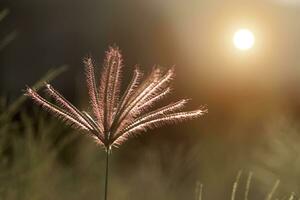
[104,148,109,200]
[25,46,207,200]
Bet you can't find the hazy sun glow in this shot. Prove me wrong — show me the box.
[233,29,255,50]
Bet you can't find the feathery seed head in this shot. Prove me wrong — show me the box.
[25,46,206,150]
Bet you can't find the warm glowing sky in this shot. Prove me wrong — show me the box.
[145,0,300,90]
[1,0,300,101]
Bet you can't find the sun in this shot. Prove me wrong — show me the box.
[233,29,255,50]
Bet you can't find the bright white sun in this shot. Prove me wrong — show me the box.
[233,29,255,50]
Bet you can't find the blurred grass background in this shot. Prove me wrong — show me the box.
[1,0,300,199]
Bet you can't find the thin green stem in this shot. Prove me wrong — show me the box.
[104,148,109,200]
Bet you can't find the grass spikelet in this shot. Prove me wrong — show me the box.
[231,170,242,200]
[265,180,280,200]
[244,171,253,200]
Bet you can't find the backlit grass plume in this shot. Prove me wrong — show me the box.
[25,46,206,200]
